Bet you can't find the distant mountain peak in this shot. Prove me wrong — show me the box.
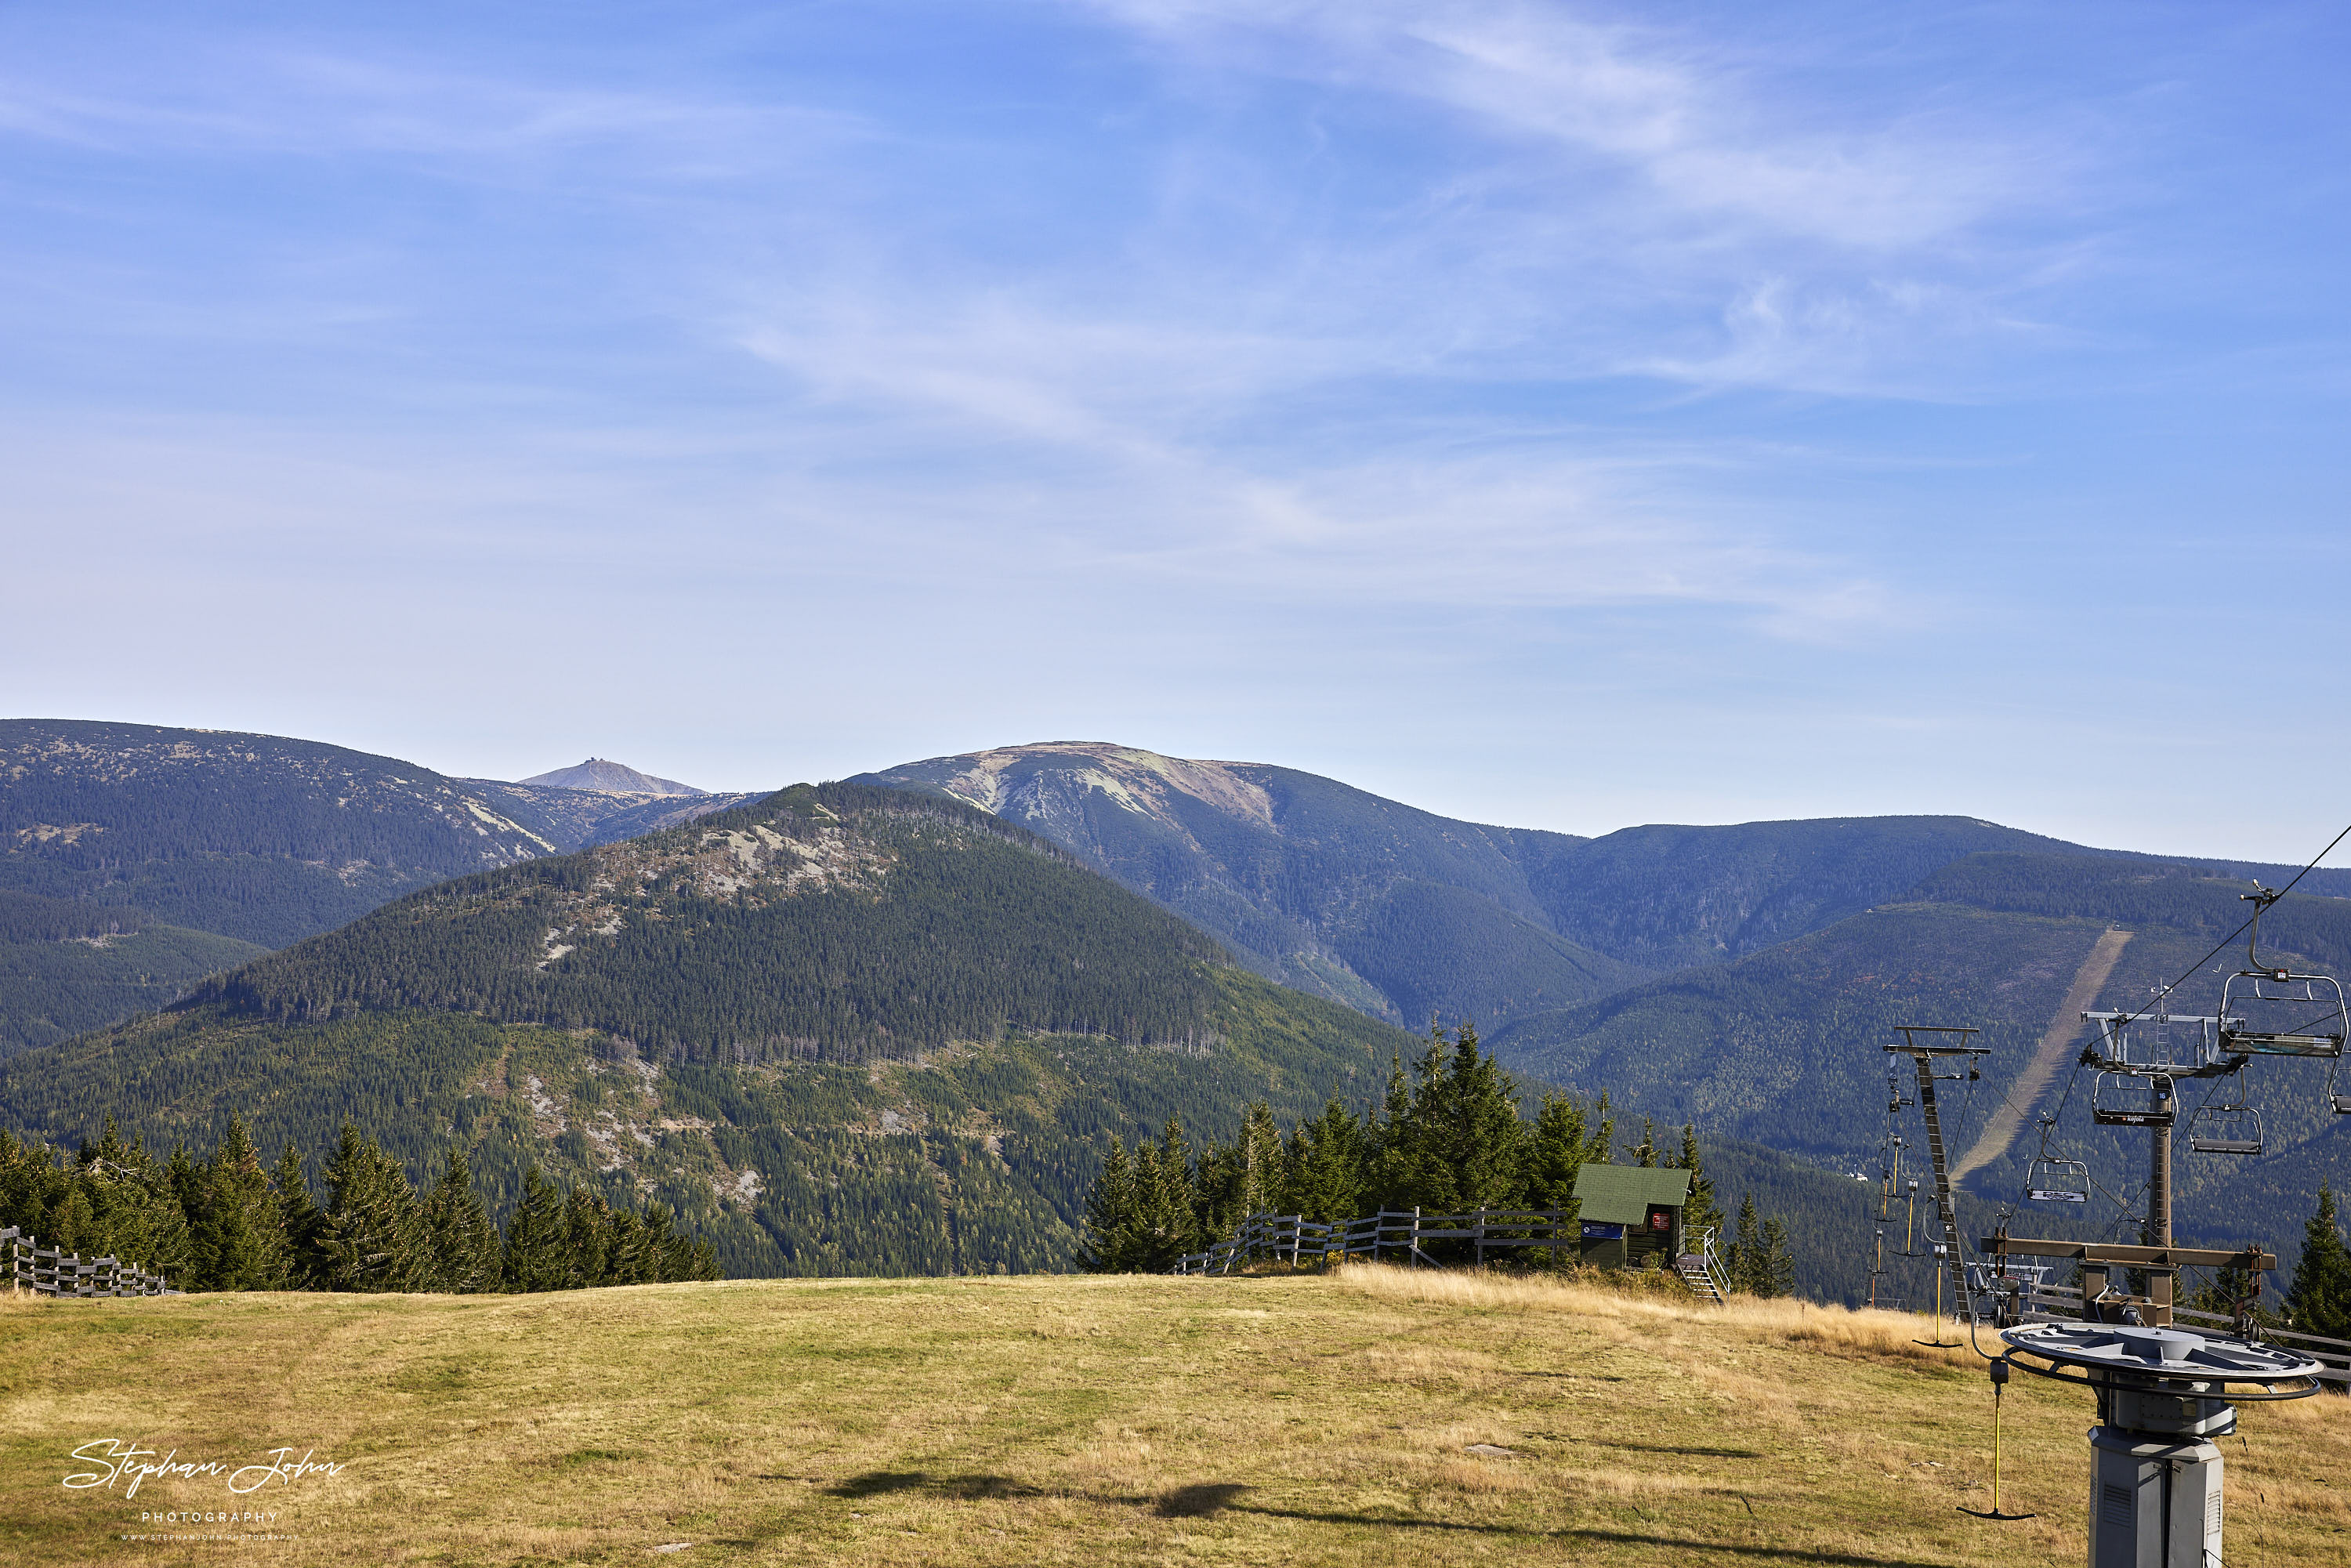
[517,759,706,798]
[896,741,1276,833]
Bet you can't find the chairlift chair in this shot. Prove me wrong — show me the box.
[2218,971,2349,1058]
[2091,1071,2175,1128]
[2216,888,2350,1059]
[2026,1153,2091,1203]
[2187,1070,2265,1155]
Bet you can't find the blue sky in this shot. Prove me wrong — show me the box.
[5,2,2349,860]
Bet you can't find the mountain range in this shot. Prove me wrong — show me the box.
[8,719,2350,1293]
[0,783,1404,1277]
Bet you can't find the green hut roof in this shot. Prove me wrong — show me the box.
[1573,1164,1693,1226]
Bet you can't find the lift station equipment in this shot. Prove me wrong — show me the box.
[1880,1026,1987,1330]
[1944,870,2351,1563]
[1998,1318,2320,1567]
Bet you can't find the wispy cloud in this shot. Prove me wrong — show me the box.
[1071,0,2091,394]
[0,45,864,179]
[1087,0,2045,248]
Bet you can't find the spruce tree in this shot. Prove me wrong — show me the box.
[2288,1184,2351,1341]
[639,1201,716,1282]
[1363,1050,1418,1211]
[1726,1193,1764,1295]
[638,1201,682,1281]
[68,1128,194,1285]
[1671,1125,1725,1246]
[1759,1215,1795,1298]
[502,1168,568,1292]
[422,1148,502,1294]
[560,1188,614,1289]
[271,1145,324,1289]
[1364,1022,1524,1216]
[1422,1022,1524,1214]
[1135,1120,1197,1272]
[1079,1143,1137,1273]
[1238,1101,1284,1217]
[603,1207,654,1284]
[196,1118,290,1291]
[1524,1090,1612,1214]
[1281,1098,1366,1225]
[316,1124,430,1292]
[165,1143,207,1255]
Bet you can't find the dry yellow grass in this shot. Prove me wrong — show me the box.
[0,1266,2344,1566]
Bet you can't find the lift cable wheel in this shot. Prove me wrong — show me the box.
[1999,1323,2322,1405]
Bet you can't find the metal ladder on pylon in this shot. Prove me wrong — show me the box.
[1888,1027,1984,1326]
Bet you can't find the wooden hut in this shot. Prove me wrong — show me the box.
[1572,1164,1692,1269]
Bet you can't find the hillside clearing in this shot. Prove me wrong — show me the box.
[0,1267,2345,1566]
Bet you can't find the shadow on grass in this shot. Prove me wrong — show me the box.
[1579,1439,1765,1459]
[824,1472,1045,1501]
[822,1471,1251,1517]
[1230,1505,1952,1563]
[813,1472,1944,1566]
[1156,1483,1252,1518]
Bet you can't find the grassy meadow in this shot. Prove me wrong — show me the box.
[1,1266,2346,1566]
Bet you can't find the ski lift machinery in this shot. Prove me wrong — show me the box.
[1998,1317,2320,1566]
[1878,1026,1988,1341]
[1956,849,2351,1566]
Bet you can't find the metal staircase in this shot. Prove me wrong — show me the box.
[1676,1226,1730,1304]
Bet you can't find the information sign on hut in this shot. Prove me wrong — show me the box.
[1571,1165,1690,1268]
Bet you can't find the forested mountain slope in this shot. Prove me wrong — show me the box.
[856,743,2312,1030]
[0,784,1415,1277]
[853,743,1642,1027]
[0,719,759,1048]
[1489,853,2351,1261]
[0,890,265,1054]
[0,719,565,945]
[1518,817,2099,970]
[0,720,760,945]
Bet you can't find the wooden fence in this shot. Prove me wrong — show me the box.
[1168,1208,1734,1300]
[1171,1208,1592,1275]
[1,1226,176,1298]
